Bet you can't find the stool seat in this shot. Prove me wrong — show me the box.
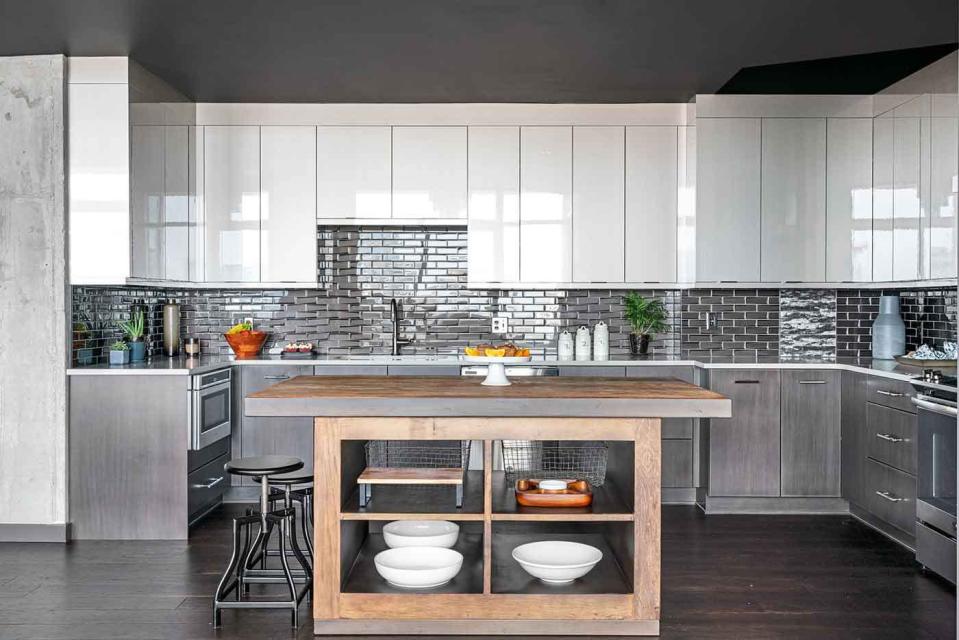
[252,469,314,485]
[225,455,303,477]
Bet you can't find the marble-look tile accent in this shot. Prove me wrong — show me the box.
[779,289,836,361]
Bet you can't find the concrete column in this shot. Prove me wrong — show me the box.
[0,55,69,541]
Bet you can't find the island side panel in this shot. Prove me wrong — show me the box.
[314,417,341,621]
[634,417,662,620]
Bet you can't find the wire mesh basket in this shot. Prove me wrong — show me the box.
[500,440,608,487]
[365,440,471,470]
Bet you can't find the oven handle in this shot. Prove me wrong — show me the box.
[912,396,958,417]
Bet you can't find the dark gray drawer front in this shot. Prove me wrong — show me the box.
[388,365,462,376]
[558,366,626,377]
[625,366,695,383]
[916,522,957,584]
[866,377,916,413]
[314,365,388,376]
[866,403,916,475]
[188,453,229,520]
[865,458,916,536]
[662,439,693,488]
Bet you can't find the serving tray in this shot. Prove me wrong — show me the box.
[515,479,593,508]
[280,350,317,359]
[893,355,957,369]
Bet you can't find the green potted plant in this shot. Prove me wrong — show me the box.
[119,310,146,362]
[109,340,130,366]
[624,293,668,356]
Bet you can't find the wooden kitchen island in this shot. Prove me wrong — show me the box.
[245,375,730,636]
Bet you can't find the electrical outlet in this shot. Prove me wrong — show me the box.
[491,316,509,334]
[704,312,717,331]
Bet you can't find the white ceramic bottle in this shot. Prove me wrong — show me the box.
[575,326,591,361]
[557,331,574,361]
[593,321,609,361]
[872,295,906,360]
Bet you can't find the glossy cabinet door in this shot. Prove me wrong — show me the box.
[316,126,391,219]
[163,126,190,282]
[260,126,317,283]
[392,126,467,220]
[826,118,873,282]
[929,114,958,278]
[68,82,130,285]
[625,126,679,283]
[708,369,781,497]
[130,125,165,280]
[572,126,625,282]
[189,126,205,283]
[893,115,922,281]
[760,118,826,282]
[872,114,895,281]
[204,126,260,282]
[467,126,520,283]
[520,126,572,282]
[780,370,841,497]
[696,118,761,281]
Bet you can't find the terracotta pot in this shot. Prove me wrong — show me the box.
[224,330,268,359]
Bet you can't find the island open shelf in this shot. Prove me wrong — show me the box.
[244,374,731,636]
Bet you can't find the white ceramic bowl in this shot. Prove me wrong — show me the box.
[383,520,460,549]
[537,480,569,491]
[511,540,603,584]
[374,546,464,589]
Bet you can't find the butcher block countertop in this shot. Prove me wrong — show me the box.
[244,375,731,418]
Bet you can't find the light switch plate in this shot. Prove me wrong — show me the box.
[492,316,509,334]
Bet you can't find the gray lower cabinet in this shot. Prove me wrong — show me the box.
[237,366,314,485]
[314,365,388,376]
[662,439,694,487]
[387,365,463,376]
[708,369,781,497]
[865,457,917,536]
[865,403,916,475]
[841,371,868,507]
[780,370,841,497]
[558,366,626,377]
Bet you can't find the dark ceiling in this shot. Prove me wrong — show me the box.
[1,0,956,102]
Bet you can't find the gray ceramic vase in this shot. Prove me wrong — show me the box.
[872,295,906,360]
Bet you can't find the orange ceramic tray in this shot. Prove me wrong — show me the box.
[514,479,593,508]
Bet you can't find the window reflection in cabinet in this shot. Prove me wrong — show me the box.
[520,126,572,282]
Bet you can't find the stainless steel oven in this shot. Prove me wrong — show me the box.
[913,390,957,584]
[191,367,232,451]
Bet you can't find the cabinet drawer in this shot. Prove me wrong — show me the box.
[865,458,916,536]
[916,522,957,584]
[625,366,695,383]
[662,439,693,488]
[866,403,916,475]
[188,453,229,522]
[866,377,916,413]
[558,366,626,377]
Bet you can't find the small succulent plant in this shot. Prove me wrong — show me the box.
[109,340,129,352]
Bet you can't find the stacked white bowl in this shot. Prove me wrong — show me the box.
[374,520,463,589]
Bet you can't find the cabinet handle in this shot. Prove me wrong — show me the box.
[191,476,224,489]
[876,390,905,398]
[798,380,826,385]
[875,490,907,503]
[875,433,905,443]
[264,375,290,380]
[734,380,760,384]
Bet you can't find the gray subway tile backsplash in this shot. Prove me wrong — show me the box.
[71,226,957,364]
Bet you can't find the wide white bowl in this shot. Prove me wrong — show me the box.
[511,540,603,584]
[383,520,460,549]
[374,546,464,589]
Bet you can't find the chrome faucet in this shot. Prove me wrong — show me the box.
[390,298,413,355]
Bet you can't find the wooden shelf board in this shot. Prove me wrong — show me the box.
[491,472,633,520]
[341,470,484,517]
[358,466,464,485]
[491,532,632,595]
[341,533,484,595]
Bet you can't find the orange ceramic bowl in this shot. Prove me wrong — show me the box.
[224,330,268,359]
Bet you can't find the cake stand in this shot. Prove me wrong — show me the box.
[460,355,532,386]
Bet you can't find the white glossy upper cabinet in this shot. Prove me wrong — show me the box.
[625,126,678,283]
[826,118,873,282]
[392,126,467,220]
[929,112,958,278]
[520,127,572,282]
[163,126,190,282]
[189,126,205,282]
[204,126,260,282]
[130,125,165,280]
[260,127,317,283]
[893,115,922,281]
[68,82,129,285]
[696,118,761,281]
[573,127,625,282]
[760,118,826,282]
[316,126,391,219]
[467,126,520,283]
[872,114,894,281]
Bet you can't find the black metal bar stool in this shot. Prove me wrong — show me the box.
[252,469,315,570]
[213,456,312,628]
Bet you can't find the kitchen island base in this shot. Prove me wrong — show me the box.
[312,417,662,636]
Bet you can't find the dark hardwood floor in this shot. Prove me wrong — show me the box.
[0,505,953,639]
